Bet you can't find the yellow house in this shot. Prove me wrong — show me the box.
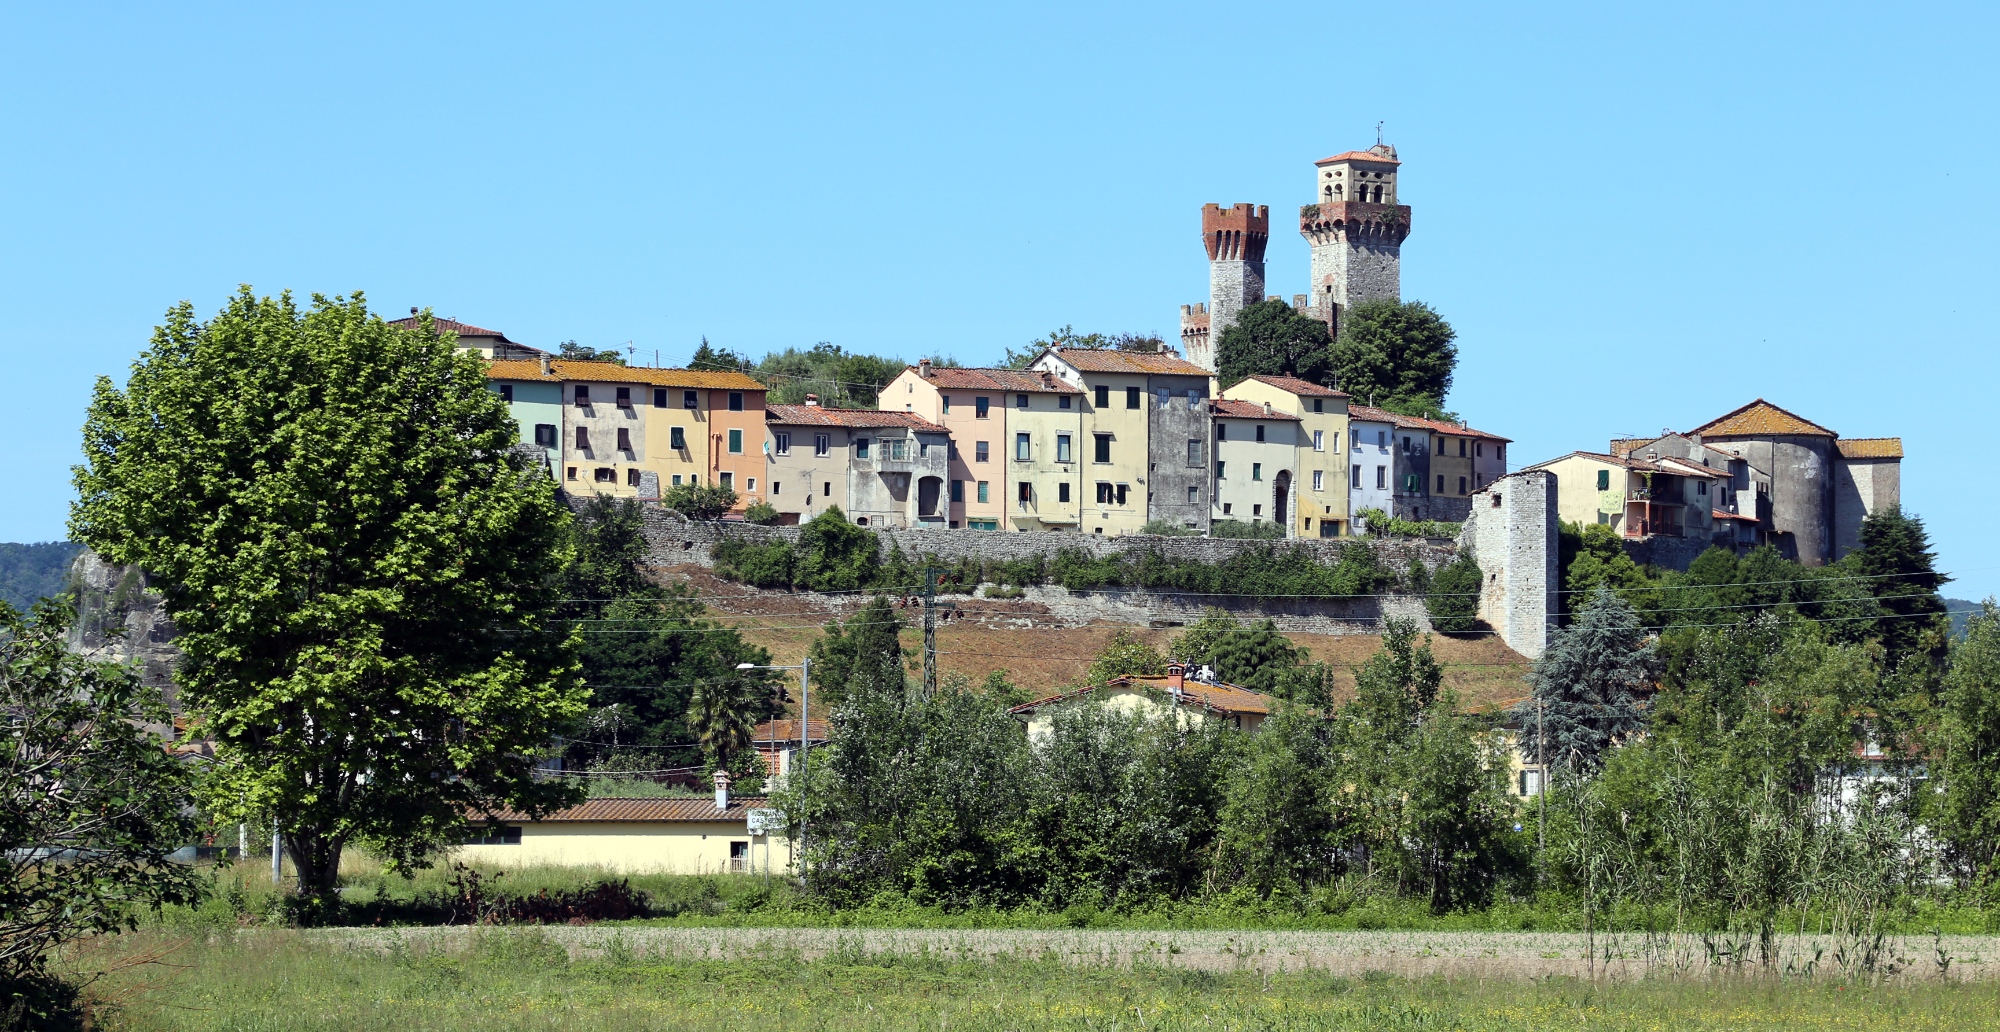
[1526,450,1726,541]
[1008,664,1273,740]
[1028,347,1213,535]
[1219,375,1352,537]
[544,363,769,501]
[455,796,793,876]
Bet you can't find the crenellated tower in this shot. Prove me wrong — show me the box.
[1180,203,1268,374]
[1298,144,1410,338]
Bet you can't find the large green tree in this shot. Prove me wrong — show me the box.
[1518,586,1655,772]
[1854,506,1950,667]
[807,595,906,708]
[1214,299,1334,388]
[1936,602,2000,884]
[1329,299,1458,416]
[71,291,588,895]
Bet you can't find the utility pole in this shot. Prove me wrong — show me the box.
[1537,696,1547,859]
[919,567,957,696]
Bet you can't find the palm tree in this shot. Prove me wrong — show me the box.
[687,678,758,773]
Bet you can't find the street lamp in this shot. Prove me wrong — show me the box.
[737,658,810,885]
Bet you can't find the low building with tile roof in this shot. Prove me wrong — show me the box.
[1207,398,1303,530]
[1221,376,1354,538]
[1008,662,1273,739]
[456,793,790,875]
[1604,400,1904,565]
[764,401,950,528]
[1523,450,1726,545]
[390,310,550,360]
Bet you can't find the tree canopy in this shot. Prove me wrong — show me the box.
[1214,300,1334,388]
[1519,586,1655,771]
[70,291,587,895]
[1330,299,1457,416]
[1003,326,1167,370]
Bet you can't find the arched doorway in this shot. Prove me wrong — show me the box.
[1272,470,1291,535]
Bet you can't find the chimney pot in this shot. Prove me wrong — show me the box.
[713,769,731,811]
[805,393,820,406]
[918,359,932,378]
[539,355,551,376]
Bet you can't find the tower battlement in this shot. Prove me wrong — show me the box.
[1200,204,1270,262]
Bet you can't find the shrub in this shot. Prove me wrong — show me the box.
[743,501,782,525]
[1426,552,1483,634]
[795,507,879,592]
[1356,507,1460,539]
[986,556,1047,587]
[664,482,739,520]
[983,585,1025,599]
[712,538,797,588]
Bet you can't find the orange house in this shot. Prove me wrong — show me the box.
[705,381,769,504]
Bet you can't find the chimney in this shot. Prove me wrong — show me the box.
[1165,660,1186,694]
[918,358,932,378]
[1263,401,1274,416]
[539,355,551,376]
[804,393,820,406]
[713,769,731,811]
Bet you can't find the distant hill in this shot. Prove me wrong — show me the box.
[0,541,83,613]
[1947,598,1987,639]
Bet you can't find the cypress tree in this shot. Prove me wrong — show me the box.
[1855,506,1950,666]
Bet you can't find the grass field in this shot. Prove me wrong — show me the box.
[84,926,2000,1031]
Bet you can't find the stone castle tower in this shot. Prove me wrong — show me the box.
[1181,144,1412,374]
[1178,203,1268,373]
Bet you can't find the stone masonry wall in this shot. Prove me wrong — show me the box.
[1458,470,1557,660]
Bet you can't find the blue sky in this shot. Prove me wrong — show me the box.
[3,2,1995,598]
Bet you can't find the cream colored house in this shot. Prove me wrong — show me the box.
[1220,375,1352,537]
[1525,451,1725,542]
[1028,347,1213,536]
[1208,398,1302,530]
[1008,664,1272,740]
[456,796,792,876]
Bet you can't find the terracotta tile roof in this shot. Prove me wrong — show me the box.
[1244,374,1349,398]
[1315,149,1402,166]
[1527,450,1679,475]
[1047,347,1211,376]
[1210,398,1302,421]
[1654,457,1727,479]
[1344,405,1508,442]
[473,796,769,823]
[1010,675,1274,720]
[1691,399,1836,438]
[1837,437,1904,459]
[914,367,1083,394]
[752,718,829,744]
[765,405,946,431]
[545,361,767,391]
[1714,509,1760,522]
[389,315,514,341]
[486,359,561,383]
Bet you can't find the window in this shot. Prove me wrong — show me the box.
[728,392,744,412]
[617,427,632,451]
[1312,398,1324,413]
[1188,485,1199,505]
[1376,466,1387,489]
[746,478,757,492]
[1458,476,1468,495]
[463,825,521,845]
[1351,465,1361,488]
[1255,424,1265,443]
[941,395,951,413]
[1116,484,1128,505]
[654,388,668,407]
[977,481,989,503]
[727,429,743,454]
[975,441,989,462]
[1093,434,1111,463]
[1437,474,1445,493]
[1016,393,1029,409]
[1253,504,1262,516]
[1596,469,1611,490]
[969,518,998,530]
[1497,444,1505,462]
[627,468,641,487]
[884,438,908,461]
[1016,433,1031,461]
[1059,395,1072,409]
[855,438,870,459]
[774,432,791,456]
[823,481,831,497]
[773,481,781,495]
[616,386,632,408]
[594,467,615,483]
[534,424,557,447]
[1313,430,1324,451]
[1252,463,1262,481]
[575,426,591,450]
[975,396,990,419]
[1094,385,1110,408]
[951,480,964,502]
[1401,436,1411,453]
[814,433,830,457]
[1187,439,1202,464]
[1126,386,1141,409]
[574,385,591,407]
[1405,473,1420,493]
[567,467,578,481]
[719,471,733,489]
[1096,482,1114,504]
[683,390,698,409]
[1312,470,1324,491]
[1328,432,1339,453]
[1057,434,1072,463]
[1018,482,1032,504]
[671,475,682,486]
[1058,482,1071,502]
[1217,423,1228,441]
[499,384,514,402]
[1698,480,1709,496]
[1459,439,1468,457]
[1377,430,1387,448]
[1476,442,1484,457]
[919,440,930,458]
[1156,388,1169,407]
[1223,503,1232,515]
[1215,461,1226,479]
[669,426,686,450]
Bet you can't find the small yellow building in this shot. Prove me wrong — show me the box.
[1219,375,1352,537]
[1008,664,1273,739]
[455,796,792,876]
